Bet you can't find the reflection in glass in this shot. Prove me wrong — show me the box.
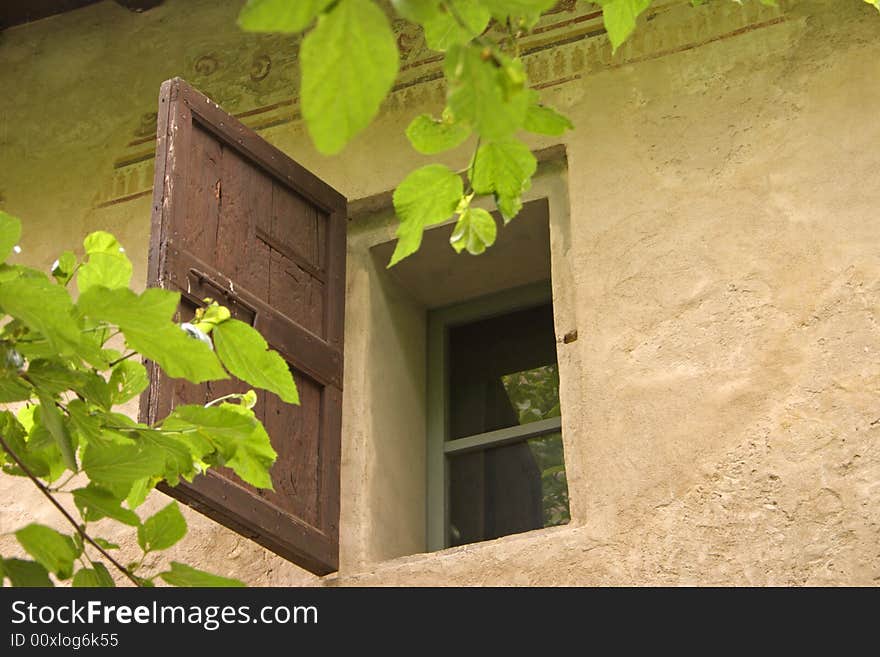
[448,304,558,440]
[449,433,570,547]
[500,365,560,425]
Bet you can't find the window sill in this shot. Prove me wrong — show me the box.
[322,521,578,586]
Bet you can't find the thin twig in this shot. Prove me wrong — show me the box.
[107,351,137,368]
[48,470,78,492]
[0,434,142,587]
[466,137,482,194]
[204,392,244,407]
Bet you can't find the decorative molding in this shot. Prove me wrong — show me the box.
[95,0,790,209]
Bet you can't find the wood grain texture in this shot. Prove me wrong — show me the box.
[143,78,346,575]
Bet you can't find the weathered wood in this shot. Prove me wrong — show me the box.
[175,80,345,213]
[167,248,343,388]
[143,78,346,575]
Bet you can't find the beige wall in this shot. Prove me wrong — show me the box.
[1,0,878,585]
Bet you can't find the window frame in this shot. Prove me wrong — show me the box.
[426,280,562,551]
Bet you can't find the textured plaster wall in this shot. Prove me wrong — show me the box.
[1,0,878,586]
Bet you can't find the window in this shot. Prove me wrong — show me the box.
[427,283,571,550]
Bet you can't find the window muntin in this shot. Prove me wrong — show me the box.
[428,285,570,549]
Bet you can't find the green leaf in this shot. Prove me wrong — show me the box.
[237,0,332,32]
[300,0,399,154]
[219,403,277,490]
[80,372,113,411]
[391,0,439,23]
[27,358,71,395]
[72,562,114,587]
[26,361,110,410]
[242,389,258,409]
[65,399,108,448]
[0,211,22,262]
[450,207,497,255]
[139,430,194,486]
[73,485,141,526]
[470,138,537,222]
[191,302,231,335]
[523,102,574,136]
[94,562,116,586]
[36,393,77,471]
[126,478,151,510]
[77,231,133,293]
[108,360,148,404]
[82,440,164,495]
[596,0,651,52]
[138,502,187,552]
[51,251,77,285]
[15,524,77,580]
[2,558,53,587]
[162,406,235,460]
[77,287,227,383]
[406,112,471,154]
[159,562,245,587]
[0,410,57,480]
[445,45,529,141]
[163,404,276,489]
[0,274,82,357]
[71,533,84,559]
[15,404,34,432]
[213,319,299,404]
[390,165,464,266]
[0,372,30,403]
[422,0,490,51]
[478,0,556,26]
[865,0,880,12]
[93,538,120,550]
[25,360,83,397]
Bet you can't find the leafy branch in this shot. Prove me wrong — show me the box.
[0,213,297,587]
[235,0,859,266]
[0,433,141,586]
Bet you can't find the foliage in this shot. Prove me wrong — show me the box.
[237,0,876,266]
[0,211,298,587]
[501,365,569,526]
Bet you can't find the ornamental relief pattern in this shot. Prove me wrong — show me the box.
[95,0,789,209]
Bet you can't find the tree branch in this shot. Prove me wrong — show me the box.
[107,351,137,368]
[0,434,142,587]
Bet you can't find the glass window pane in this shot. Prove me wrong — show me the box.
[448,433,570,547]
[448,303,558,440]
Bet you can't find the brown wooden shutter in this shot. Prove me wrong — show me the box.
[140,78,346,575]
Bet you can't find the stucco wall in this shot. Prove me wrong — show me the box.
[1,0,878,585]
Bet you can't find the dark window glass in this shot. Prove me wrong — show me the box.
[448,304,559,440]
[446,302,569,546]
[449,434,570,547]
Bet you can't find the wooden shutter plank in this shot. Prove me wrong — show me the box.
[263,372,323,525]
[172,470,337,575]
[215,144,272,297]
[181,124,221,262]
[166,246,343,388]
[325,208,347,350]
[143,78,346,575]
[272,181,323,272]
[176,82,345,213]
